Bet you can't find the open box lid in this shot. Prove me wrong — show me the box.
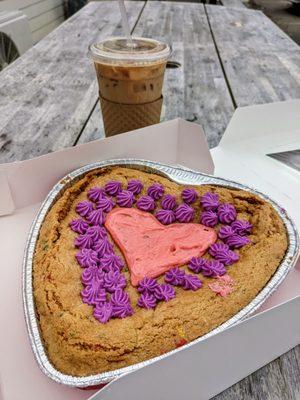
[211,99,300,315]
[0,120,214,400]
[0,119,213,216]
[0,101,299,400]
[212,99,300,229]
[89,100,300,400]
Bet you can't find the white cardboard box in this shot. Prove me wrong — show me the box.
[0,120,212,400]
[89,100,300,400]
[0,101,299,400]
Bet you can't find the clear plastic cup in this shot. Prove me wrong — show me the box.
[90,37,171,136]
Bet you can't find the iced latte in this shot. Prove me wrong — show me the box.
[90,37,171,136]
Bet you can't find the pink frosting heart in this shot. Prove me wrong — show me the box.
[105,208,217,286]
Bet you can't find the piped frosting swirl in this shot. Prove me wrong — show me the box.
[147,183,164,200]
[155,209,176,225]
[75,201,94,217]
[161,194,177,210]
[231,219,252,236]
[127,179,143,195]
[202,260,226,277]
[105,180,122,196]
[200,210,218,227]
[76,248,98,268]
[200,192,219,211]
[136,195,156,211]
[182,188,198,204]
[175,203,195,222]
[88,187,106,202]
[218,203,237,224]
[70,219,89,234]
[116,190,135,207]
[96,196,115,212]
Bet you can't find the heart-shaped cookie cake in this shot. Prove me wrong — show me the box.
[33,166,288,377]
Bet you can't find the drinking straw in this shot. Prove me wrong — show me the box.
[118,0,133,47]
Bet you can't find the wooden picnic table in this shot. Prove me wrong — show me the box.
[0,1,300,398]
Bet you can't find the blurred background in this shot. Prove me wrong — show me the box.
[0,0,299,71]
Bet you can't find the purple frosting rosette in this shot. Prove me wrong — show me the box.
[136,195,156,211]
[94,238,113,257]
[94,302,113,323]
[147,183,164,200]
[96,196,115,212]
[111,289,133,318]
[105,181,122,196]
[75,234,94,249]
[81,265,104,286]
[154,284,176,301]
[75,201,94,217]
[161,194,177,210]
[88,187,106,202]
[189,257,207,273]
[116,190,135,207]
[127,179,143,195]
[164,267,185,286]
[137,292,157,309]
[200,192,219,211]
[175,203,195,223]
[218,203,237,224]
[200,210,218,227]
[138,277,159,294]
[87,209,105,225]
[231,220,252,236]
[104,270,126,292]
[202,260,226,277]
[70,219,89,234]
[182,188,198,204]
[70,178,253,324]
[86,226,107,241]
[156,209,176,225]
[182,274,202,290]
[76,248,98,268]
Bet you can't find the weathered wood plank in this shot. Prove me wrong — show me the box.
[0,1,145,162]
[221,0,246,9]
[214,346,300,400]
[279,346,300,399]
[77,100,104,144]
[269,150,300,173]
[135,1,234,148]
[0,2,299,399]
[206,5,300,106]
[79,1,235,148]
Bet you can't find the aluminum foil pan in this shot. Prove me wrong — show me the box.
[23,159,299,387]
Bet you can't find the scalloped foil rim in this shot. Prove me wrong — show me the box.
[23,159,299,387]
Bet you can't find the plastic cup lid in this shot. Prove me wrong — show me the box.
[89,37,171,65]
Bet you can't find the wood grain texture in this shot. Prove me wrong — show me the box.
[73,6,300,398]
[0,1,145,162]
[213,346,300,400]
[0,2,299,398]
[76,100,105,144]
[206,5,300,106]
[79,1,235,147]
[269,150,300,173]
[134,1,234,148]
[221,0,246,8]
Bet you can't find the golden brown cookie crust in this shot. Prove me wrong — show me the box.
[33,167,288,376]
